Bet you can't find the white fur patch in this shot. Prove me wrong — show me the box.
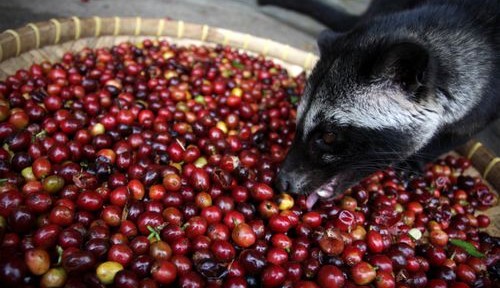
[299,22,492,156]
[333,84,441,153]
[296,84,311,124]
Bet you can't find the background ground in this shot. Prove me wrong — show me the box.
[0,0,498,154]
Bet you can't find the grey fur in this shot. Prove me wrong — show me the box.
[275,0,500,199]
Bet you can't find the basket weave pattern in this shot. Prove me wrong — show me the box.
[0,17,318,79]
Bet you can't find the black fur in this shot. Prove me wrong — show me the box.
[258,0,359,31]
[263,0,500,196]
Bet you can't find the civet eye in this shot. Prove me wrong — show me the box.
[322,132,336,145]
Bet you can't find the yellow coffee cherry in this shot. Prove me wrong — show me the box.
[96,261,123,285]
[277,193,294,211]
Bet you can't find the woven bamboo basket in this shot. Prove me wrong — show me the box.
[0,17,498,236]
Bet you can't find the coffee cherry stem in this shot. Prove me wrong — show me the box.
[450,251,457,261]
[35,130,47,139]
[30,130,47,144]
[175,138,186,151]
[121,203,129,222]
[194,95,205,104]
[55,245,63,266]
[2,143,13,157]
[232,218,240,227]
[408,228,422,241]
[395,270,408,281]
[147,225,161,242]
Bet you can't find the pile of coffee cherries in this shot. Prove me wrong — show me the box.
[0,39,498,288]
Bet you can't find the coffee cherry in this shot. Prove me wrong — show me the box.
[239,249,266,275]
[96,261,123,284]
[277,193,294,210]
[456,263,477,284]
[429,229,449,246]
[114,270,140,288]
[151,260,177,285]
[0,39,496,288]
[366,230,385,253]
[40,267,67,288]
[318,234,344,256]
[261,264,286,287]
[211,239,236,262]
[316,265,345,287]
[62,250,96,273]
[251,183,274,201]
[350,261,376,285]
[25,248,51,275]
[232,223,256,248]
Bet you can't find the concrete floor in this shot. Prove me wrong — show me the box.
[0,0,498,155]
[0,0,326,52]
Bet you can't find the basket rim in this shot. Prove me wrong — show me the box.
[0,16,320,71]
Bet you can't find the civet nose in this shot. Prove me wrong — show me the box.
[276,170,298,193]
[275,170,293,193]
